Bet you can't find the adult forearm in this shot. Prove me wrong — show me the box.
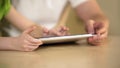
[75,0,108,22]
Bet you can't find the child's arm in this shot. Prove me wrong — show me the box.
[0,5,69,51]
[0,26,43,51]
[4,6,69,38]
[4,6,44,38]
[5,6,36,31]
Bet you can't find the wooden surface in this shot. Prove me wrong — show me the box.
[0,0,120,68]
[0,36,120,68]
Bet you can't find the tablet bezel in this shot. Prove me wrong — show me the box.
[39,34,94,44]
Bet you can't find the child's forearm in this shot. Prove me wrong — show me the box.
[5,6,43,38]
[4,6,38,31]
[0,37,17,50]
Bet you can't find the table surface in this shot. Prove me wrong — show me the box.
[0,36,120,68]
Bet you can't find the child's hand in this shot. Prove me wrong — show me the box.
[42,26,69,37]
[13,26,43,51]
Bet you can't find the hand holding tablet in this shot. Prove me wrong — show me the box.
[39,34,94,44]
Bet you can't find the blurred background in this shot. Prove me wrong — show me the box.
[97,0,119,36]
[66,0,120,36]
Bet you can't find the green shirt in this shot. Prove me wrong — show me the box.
[0,0,11,20]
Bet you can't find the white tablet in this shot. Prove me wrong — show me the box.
[39,34,94,44]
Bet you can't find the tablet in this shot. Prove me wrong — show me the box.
[39,34,94,44]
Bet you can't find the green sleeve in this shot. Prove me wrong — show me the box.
[0,0,11,20]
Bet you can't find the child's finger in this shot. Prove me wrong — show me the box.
[24,39,42,46]
[58,26,69,35]
[23,26,36,34]
[59,26,69,32]
[24,45,39,51]
[26,35,43,44]
[42,26,49,33]
[62,26,69,31]
[50,30,62,36]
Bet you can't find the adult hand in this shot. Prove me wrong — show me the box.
[85,20,109,45]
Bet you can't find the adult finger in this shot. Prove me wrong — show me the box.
[85,20,95,34]
[87,32,107,45]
